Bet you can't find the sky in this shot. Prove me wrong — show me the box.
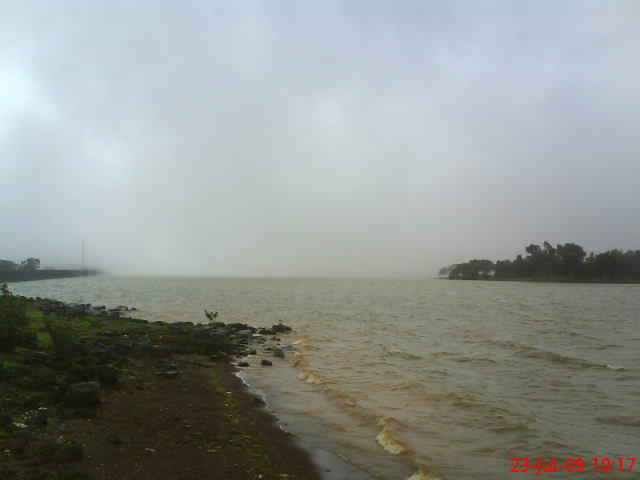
[1,1,639,277]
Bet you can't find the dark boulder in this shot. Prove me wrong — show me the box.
[272,323,292,334]
[63,382,101,408]
[260,359,273,366]
[27,412,48,427]
[97,365,119,385]
[0,415,14,432]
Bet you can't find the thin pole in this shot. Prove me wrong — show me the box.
[81,240,85,270]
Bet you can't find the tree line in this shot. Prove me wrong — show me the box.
[442,242,640,282]
[0,257,41,272]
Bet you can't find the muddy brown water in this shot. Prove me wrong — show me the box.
[11,277,640,479]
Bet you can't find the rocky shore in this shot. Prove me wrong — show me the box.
[0,290,321,480]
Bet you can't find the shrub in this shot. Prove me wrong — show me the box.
[0,283,35,353]
[45,318,75,360]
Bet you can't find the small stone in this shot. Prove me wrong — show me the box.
[0,415,14,432]
[56,440,84,462]
[74,408,97,419]
[150,345,172,357]
[260,359,273,366]
[237,362,250,367]
[98,365,119,385]
[107,433,124,445]
[273,348,285,358]
[27,413,48,427]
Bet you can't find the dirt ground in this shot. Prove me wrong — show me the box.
[66,354,322,480]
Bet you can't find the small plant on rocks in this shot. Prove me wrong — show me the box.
[0,283,36,353]
[45,317,75,360]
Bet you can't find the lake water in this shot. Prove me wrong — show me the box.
[9,277,640,480]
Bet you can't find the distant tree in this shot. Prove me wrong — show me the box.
[19,257,40,272]
[594,250,626,278]
[524,243,558,276]
[623,250,640,277]
[525,244,542,257]
[449,259,494,280]
[494,259,514,278]
[447,241,640,282]
[438,265,457,277]
[583,252,596,277]
[555,243,586,276]
[0,259,17,272]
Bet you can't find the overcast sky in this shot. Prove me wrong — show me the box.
[1,1,639,277]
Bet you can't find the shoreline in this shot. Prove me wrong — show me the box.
[441,276,640,284]
[0,289,372,480]
[234,370,376,480]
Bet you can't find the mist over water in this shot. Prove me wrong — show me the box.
[3,2,640,277]
[10,277,640,480]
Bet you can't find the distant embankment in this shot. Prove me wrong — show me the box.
[0,269,101,283]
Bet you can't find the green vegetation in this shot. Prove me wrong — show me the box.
[0,257,41,272]
[0,283,37,352]
[445,242,640,282]
[45,318,76,360]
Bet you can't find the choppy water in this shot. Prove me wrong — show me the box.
[9,277,640,479]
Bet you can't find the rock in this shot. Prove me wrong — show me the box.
[135,335,152,345]
[97,365,119,385]
[0,414,14,432]
[157,360,177,370]
[73,408,97,419]
[55,464,91,480]
[209,352,229,361]
[237,361,250,367]
[26,438,57,464]
[107,433,125,445]
[248,349,257,355]
[113,340,132,354]
[273,348,286,358]
[63,382,101,408]
[149,345,172,357]
[56,440,84,462]
[27,412,48,427]
[272,323,292,334]
[154,370,179,379]
[7,430,33,455]
[38,469,59,480]
[260,359,273,366]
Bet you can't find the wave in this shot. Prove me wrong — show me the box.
[523,350,629,371]
[297,368,327,384]
[606,364,627,371]
[383,347,423,361]
[595,415,640,427]
[407,464,444,480]
[488,339,629,371]
[376,416,408,455]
